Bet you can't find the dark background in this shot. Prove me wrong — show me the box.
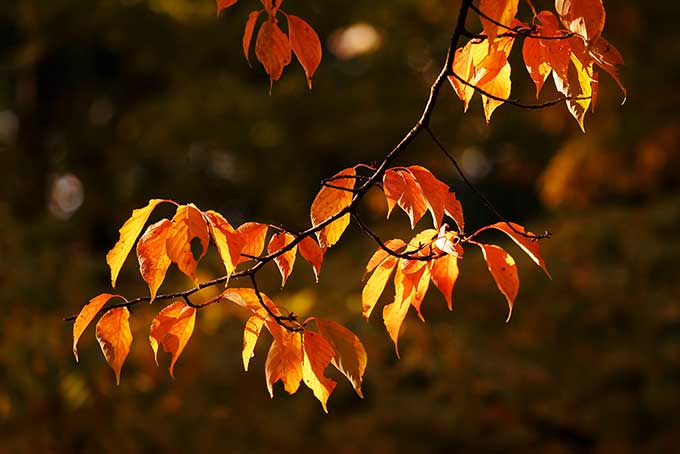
[1,0,679,452]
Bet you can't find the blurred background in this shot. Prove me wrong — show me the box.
[1,0,679,452]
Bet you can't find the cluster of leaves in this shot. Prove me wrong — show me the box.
[218,0,322,89]
[451,0,625,130]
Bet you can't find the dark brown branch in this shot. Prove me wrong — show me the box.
[352,213,439,261]
[469,4,575,40]
[321,183,360,193]
[426,127,551,241]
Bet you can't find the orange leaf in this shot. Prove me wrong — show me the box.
[165,204,210,285]
[298,236,325,282]
[236,222,269,263]
[255,17,292,90]
[243,10,262,65]
[260,0,280,16]
[552,51,593,131]
[316,318,367,398]
[243,312,266,371]
[522,34,552,97]
[148,301,196,378]
[362,255,398,320]
[408,262,432,322]
[96,307,133,385]
[265,330,303,396]
[205,210,244,280]
[477,243,519,321]
[588,36,626,102]
[136,219,172,302]
[555,0,605,42]
[364,239,406,276]
[429,255,460,310]
[382,169,428,228]
[445,192,465,233]
[287,15,322,89]
[73,293,126,361]
[310,167,356,248]
[407,166,449,228]
[267,231,297,287]
[474,222,551,277]
[217,0,238,15]
[479,0,519,42]
[302,331,337,412]
[106,199,171,287]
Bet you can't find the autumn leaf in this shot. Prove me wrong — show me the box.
[445,192,465,233]
[553,52,592,131]
[136,219,172,302]
[407,166,449,228]
[555,0,605,42]
[165,204,210,285]
[522,33,552,97]
[205,210,244,280]
[479,0,519,42]
[588,36,626,101]
[476,243,519,321]
[287,15,322,89]
[237,222,269,263]
[256,17,292,91]
[362,254,398,320]
[242,10,261,65]
[473,222,551,277]
[310,167,356,248]
[260,0,280,16]
[267,231,297,287]
[383,169,428,228]
[73,293,126,361]
[265,330,303,397]
[243,312,266,371]
[408,261,432,322]
[106,199,172,288]
[382,260,426,356]
[429,254,460,310]
[302,331,337,412]
[298,236,325,282]
[364,239,406,277]
[315,318,367,398]
[217,0,238,15]
[96,307,133,385]
[149,301,197,378]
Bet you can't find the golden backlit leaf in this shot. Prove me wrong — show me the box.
[106,199,171,288]
[243,312,266,371]
[479,0,519,42]
[407,165,449,229]
[267,231,297,287]
[474,222,551,277]
[362,255,398,320]
[302,331,337,413]
[477,243,519,321]
[555,0,605,42]
[148,301,196,378]
[165,204,210,285]
[205,210,244,280]
[287,15,322,89]
[310,167,356,248]
[136,219,172,302]
[429,255,460,310]
[408,262,431,322]
[237,222,269,263]
[265,331,303,397]
[382,169,428,229]
[298,236,325,282]
[449,39,493,110]
[364,239,406,276]
[522,35,552,97]
[243,10,261,65]
[255,18,292,90]
[553,52,593,131]
[445,192,465,233]
[96,307,133,385]
[73,293,126,361]
[316,318,367,398]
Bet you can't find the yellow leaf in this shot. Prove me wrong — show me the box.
[96,307,133,385]
[136,219,172,302]
[267,232,298,287]
[148,301,197,378]
[73,293,126,361]
[205,211,244,280]
[310,167,356,248]
[362,255,398,320]
[106,199,171,287]
[265,331,303,397]
[479,0,519,42]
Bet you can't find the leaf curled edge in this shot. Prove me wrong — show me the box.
[73,293,126,361]
[96,307,133,385]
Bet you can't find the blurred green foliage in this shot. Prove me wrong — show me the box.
[1,0,679,452]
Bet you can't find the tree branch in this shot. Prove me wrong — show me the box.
[352,213,439,261]
[469,4,575,41]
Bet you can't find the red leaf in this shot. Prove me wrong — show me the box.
[243,10,262,65]
[429,255,460,310]
[287,15,322,89]
[445,192,465,233]
[217,0,238,15]
[298,236,325,282]
[476,243,519,321]
[555,0,605,42]
[255,18,292,90]
[267,231,297,287]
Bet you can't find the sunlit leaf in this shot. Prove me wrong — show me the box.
[555,0,605,42]
[429,255,459,310]
[310,167,356,248]
[205,210,244,280]
[106,199,171,287]
[243,10,261,65]
[316,318,367,398]
[362,255,398,320]
[382,169,428,228]
[298,236,325,282]
[287,15,322,89]
[237,222,269,263]
[96,307,133,385]
[476,243,519,321]
[553,52,592,131]
[364,239,406,276]
[267,231,297,287]
[73,293,126,361]
[165,204,210,285]
[256,17,292,91]
[474,222,551,277]
[149,301,196,378]
[407,165,449,229]
[136,219,172,302]
[265,330,303,397]
[302,331,337,412]
[479,0,519,42]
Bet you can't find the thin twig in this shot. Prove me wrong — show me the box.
[352,213,439,261]
[469,4,575,40]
